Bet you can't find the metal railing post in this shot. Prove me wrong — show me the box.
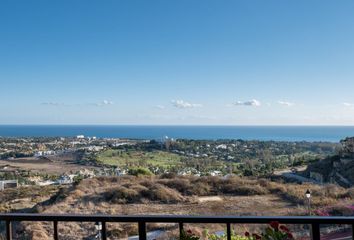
[227,223,231,240]
[6,220,12,240]
[101,221,107,240]
[179,222,184,237]
[138,221,146,240]
[53,221,58,240]
[311,223,320,240]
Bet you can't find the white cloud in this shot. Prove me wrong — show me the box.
[96,100,114,106]
[41,102,64,106]
[42,100,114,107]
[156,105,165,109]
[171,100,202,109]
[278,101,295,106]
[343,102,354,107]
[234,99,261,107]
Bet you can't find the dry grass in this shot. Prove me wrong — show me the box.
[156,175,268,196]
[16,175,353,240]
[0,185,60,213]
[348,187,354,198]
[35,175,352,211]
[259,179,351,207]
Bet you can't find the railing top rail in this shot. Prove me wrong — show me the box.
[0,213,353,224]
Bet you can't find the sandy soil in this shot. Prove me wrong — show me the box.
[0,154,98,174]
[198,196,223,203]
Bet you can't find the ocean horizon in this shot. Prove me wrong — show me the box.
[0,125,354,142]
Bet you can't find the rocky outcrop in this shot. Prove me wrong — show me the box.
[309,171,324,183]
[340,137,354,158]
[306,137,354,188]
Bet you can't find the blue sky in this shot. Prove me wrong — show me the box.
[1,0,354,125]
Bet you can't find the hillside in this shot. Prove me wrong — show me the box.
[92,139,338,177]
[306,137,354,187]
[12,175,353,239]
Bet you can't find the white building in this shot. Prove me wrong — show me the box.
[34,151,43,157]
[57,174,77,185]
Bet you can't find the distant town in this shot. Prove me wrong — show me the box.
[0,135,138,187]
[0,134,348,191]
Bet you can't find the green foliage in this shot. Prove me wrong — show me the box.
[0,151,33,159]
[178,225,293,240]
[245,222,294,240]
[127,167,153,176]
[73,175,84,185]
[97,149,182,169]
[94,139,337,177]
[180,230,200,240]
[208,231,249,240]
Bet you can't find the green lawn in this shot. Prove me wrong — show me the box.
[96,149,183,167]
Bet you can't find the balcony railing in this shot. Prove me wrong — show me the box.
[0,213,353,240]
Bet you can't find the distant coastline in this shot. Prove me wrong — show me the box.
[0,125,354,142]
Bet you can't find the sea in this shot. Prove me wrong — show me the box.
[0,125,354,142]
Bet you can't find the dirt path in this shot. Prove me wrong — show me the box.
[198,196,223,203]
[273,166,321,185]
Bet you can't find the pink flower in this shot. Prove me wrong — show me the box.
[287,232,294,239]
[347,205,354,211]
[279,225,290,232]
[270,221,279,231]
[315,209,330,216]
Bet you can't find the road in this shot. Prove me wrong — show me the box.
[322,229,352,240]
[273,166,321,185]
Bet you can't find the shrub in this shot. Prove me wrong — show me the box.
[103,186,140,203]
[208,232,249,240]
[189,181,211,196]
[140,183,184,203]
[322,184,347,198]
[157,176,268,196]
[328,205,354,216]
[201,176,222,189]
[160,172,177,179]
[157,178,192,195]
[128,167,153,176]
[245,222,294,240]
[102,182,184,204]
[220,184,268,195]
[347,188,354,198]
[180,229,200,240]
